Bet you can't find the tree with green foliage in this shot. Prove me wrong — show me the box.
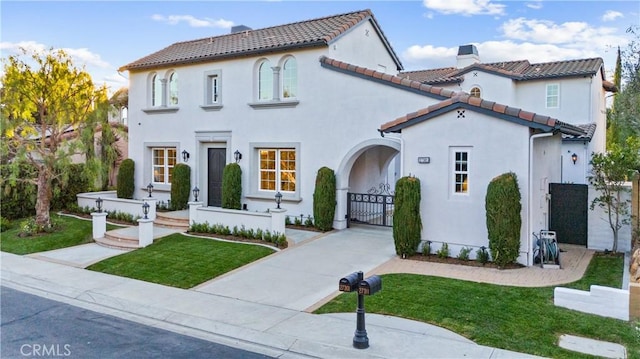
[589,137,640,253]
[171,163,191,210]
[116,159,135,199]
[222,163,242,209]
[393,176,422,257]
[485,172,522,268]
[312,167,336,231]
[1,47,105,228]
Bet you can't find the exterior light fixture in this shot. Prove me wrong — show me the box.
[96,197,103,213]
[147,183,154,198]
[275,191,283,209]
[142,201,150,219]
[192,186,200,202]
[571,153,578,165]
[234,150,242,163]
[182,150,190,162]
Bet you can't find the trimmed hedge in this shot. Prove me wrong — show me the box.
[485,172,522,268]
[0,163,37,219]
[117,159,135,199]
[313,167,336,231]
[171,163,191,210]
[52,163,90,210]
[222,163,242,210]
[393,176,422,257]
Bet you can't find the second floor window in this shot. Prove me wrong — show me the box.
[546,84,559,108]
[470,87,481,98]
[282,57,297,98]
[169,72,179,105]
[152,74,162,107]
[258,61,273,101]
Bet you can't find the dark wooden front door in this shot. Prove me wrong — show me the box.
[207,148,226,207]
[549,183,588,246]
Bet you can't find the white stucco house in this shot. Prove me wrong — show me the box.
[118,9,617,265]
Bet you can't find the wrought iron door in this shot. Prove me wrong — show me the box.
[347,184,394,227]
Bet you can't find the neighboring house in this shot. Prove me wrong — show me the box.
[118,9,615,265]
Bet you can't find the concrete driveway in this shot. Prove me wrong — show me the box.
[194,224,396,311]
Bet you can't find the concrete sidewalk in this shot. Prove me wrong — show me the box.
[1,251,542,358]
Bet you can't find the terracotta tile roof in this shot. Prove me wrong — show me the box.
[400,58,615,91]
[120,9,402,72]
[319,56,456,100]
[380,92,587,137]
[563,123,597,141]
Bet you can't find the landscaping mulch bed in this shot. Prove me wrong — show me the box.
[187,231,287,249]
[405,254,525,269]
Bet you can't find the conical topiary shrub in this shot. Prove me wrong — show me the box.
[170,163,191,210]
[313,166,336,231]
[485,172,522,268]
[393,176,422,257]
[222,163,242,210]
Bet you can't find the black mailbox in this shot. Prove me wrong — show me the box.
[358,275,382,295]
[339,272,361,292]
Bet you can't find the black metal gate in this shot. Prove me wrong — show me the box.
[549,183,588,246]
[347,184,394,227]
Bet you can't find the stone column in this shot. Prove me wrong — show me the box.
[271,66,281,101]
[91,212,108,239]
[138,218,154,247]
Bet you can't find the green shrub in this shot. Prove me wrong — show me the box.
[222,163,242,210]
[393,176,422,257]
[437,243,450,258]
[52,163,90,210]
[0,217,12,232]
[422,240,432,256]
[476,246,490,264]
[170,163,191,210]
[485,172,522,268]
[458,247,472,261]
[0,162,37,219]
[313,167,336,231]
[117,159,135,199]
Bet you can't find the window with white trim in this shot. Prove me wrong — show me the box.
[258,60,273,101]
[470,86,481,98]
[208,74,220,104]
[151,74,162,107]
[282,57,297,99]
[259,149,296,192]
[152,147,176,184]
[546,83,559,108]
[168,72,179,105]
[452,149,469,194]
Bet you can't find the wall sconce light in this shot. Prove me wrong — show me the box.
[234,150,242,163]
[96,197,103,213]
[142,201,150,219]
[192,186,200,202]
[275,191,282,209]
[571,153,578,165]
[147,182,154,198]
[182,150,190,162]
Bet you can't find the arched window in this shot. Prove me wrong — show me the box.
[470,87,481,98]
[151,74,162,107]
[282,57,297,98]
[258,60,273,101]
[168,72,178,105]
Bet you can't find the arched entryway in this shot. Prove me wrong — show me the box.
[334,138,401,229]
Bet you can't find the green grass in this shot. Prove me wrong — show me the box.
[315,255,638,359]
[0,214,122,255]
[87,233,275,289]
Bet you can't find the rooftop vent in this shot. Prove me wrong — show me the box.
[231,25,252,34]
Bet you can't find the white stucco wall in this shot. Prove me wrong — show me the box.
[400,109,533,263]
[588,184,632,252]
[561,141,589,184]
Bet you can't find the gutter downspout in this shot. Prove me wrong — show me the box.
[528,132,553,266]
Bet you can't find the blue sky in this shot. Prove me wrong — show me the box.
[2,1,638,94]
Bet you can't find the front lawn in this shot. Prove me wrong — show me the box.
[0,214,122,255]
[87,233,275,289]
[315,254,638,359]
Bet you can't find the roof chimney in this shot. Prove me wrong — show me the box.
[231,25,252,34]
[456,44,480,69]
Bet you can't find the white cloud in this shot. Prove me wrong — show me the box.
[422,0,506,16]
[602,10,623,22]
[0,40,47,54]
[1,41,111,69]
[500,18,618,45]
[526,2,543,10]
[151,14,234,29]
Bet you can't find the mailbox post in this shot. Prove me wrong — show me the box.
[338,271,382,349]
